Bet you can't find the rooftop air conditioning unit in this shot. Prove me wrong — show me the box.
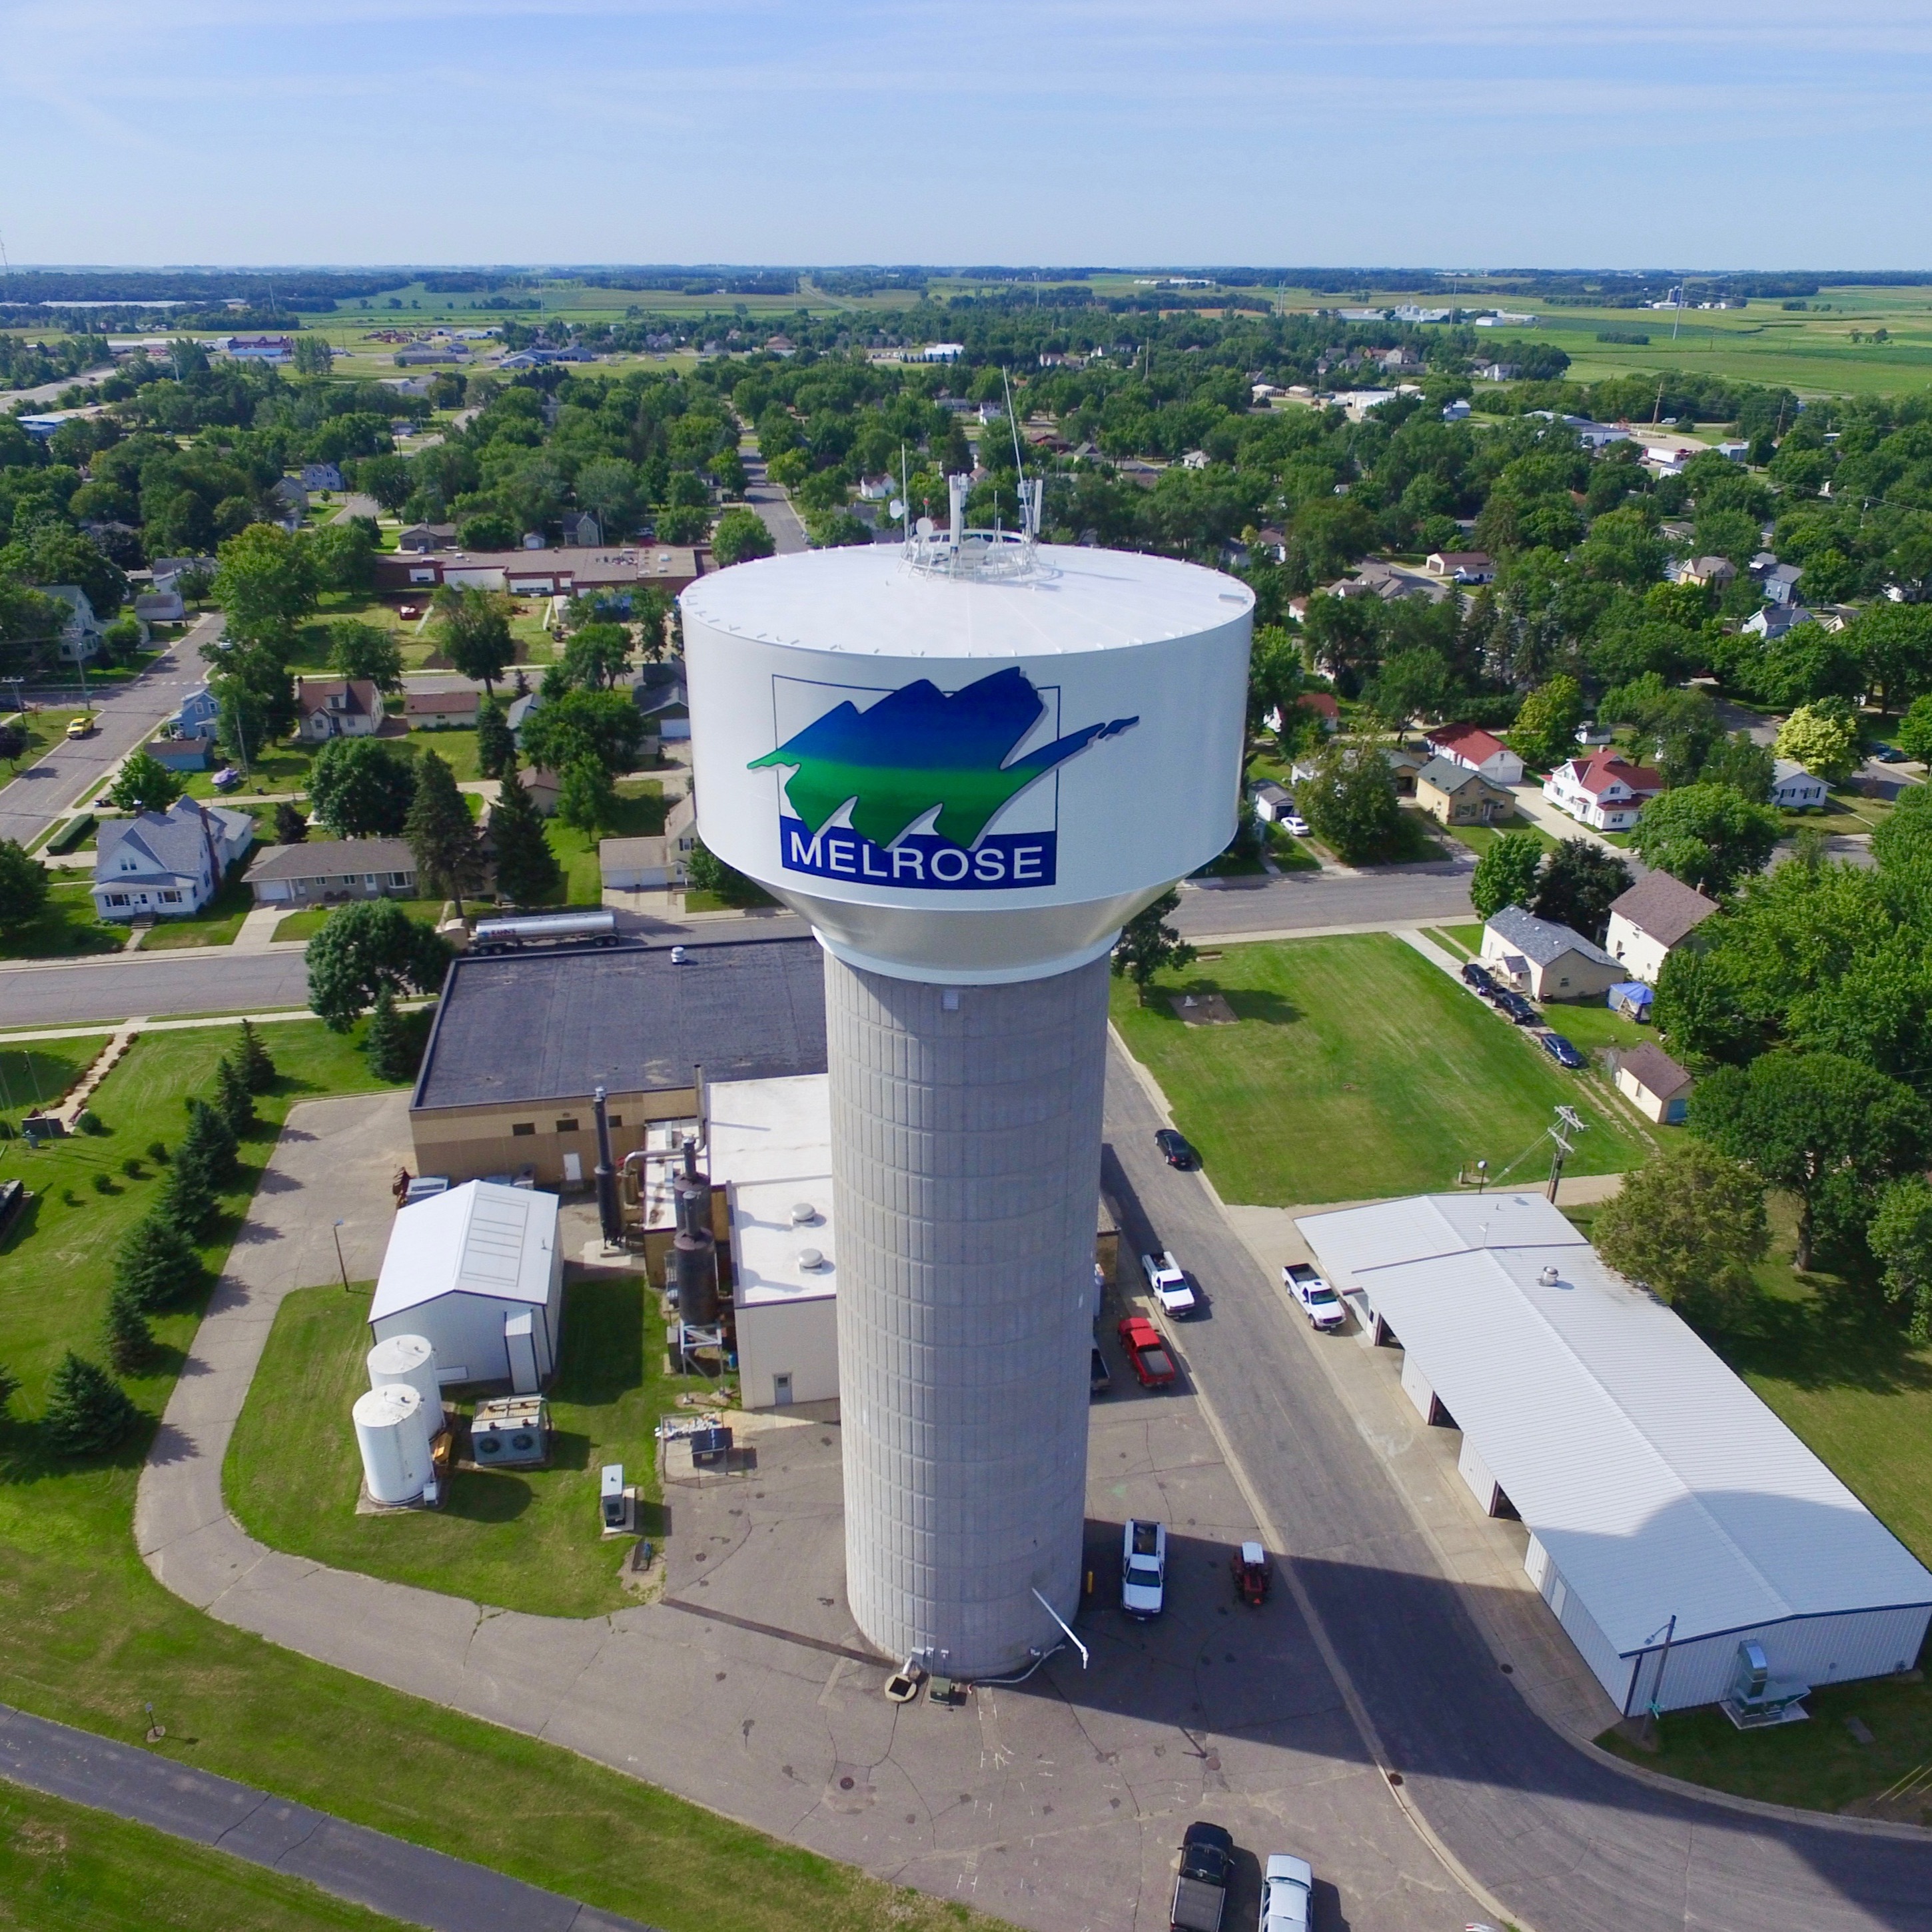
[470,1394,549,1466]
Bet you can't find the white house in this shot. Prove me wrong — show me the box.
[294,676,383,742]
[369,1182,563,1394]
[91,797,254,922]
[1422,722,1524,787]
[1542,751,1664,832]
[41,584,105,663]
[1604,872,1718,985]
[1743,603,1813,641]
[1480,906,1624,1003]
[1248,779,1296,824]
[1771,759,1829,810]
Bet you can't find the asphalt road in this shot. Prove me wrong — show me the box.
[1173,859,1474,937]
[1101,1037,1932,1932]
[739,452,809,554]
[0,614,221,848]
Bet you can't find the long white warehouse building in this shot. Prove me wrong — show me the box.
[1296,1191,1932,1715]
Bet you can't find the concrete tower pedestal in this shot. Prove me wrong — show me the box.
[828,953,1108,1678]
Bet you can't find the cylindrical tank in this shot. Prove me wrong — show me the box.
[672,1229,720,1325]
[352,1382,434,1505]
[366,1333,440,1418]
[682,536,1249,1675]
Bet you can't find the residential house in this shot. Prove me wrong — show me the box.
[149,556,214,594]
[41,585,105,662]
[244,837,418,906]
[764,335,797,356]
[1425,550,1494,584]
[562,511,602,547]
[1480,906,1624,1003]
[1422,722,1524,787]
[300,462,344,492]
[599,836,678,891]
[294,676,383,742]
[1382,744,1425,797]
[1542,749,1664,831]
[147,735,213,772]
[404,687,480,728]
[524,768,562,816]
[1604,873,1717,983]
[1334,557,1450,605]
[1675,555,1737,591]
[1743,602,1813,641]
[1297,691,1340,732]
[1441,399,1472,421]
[1415,755,1512,826]
[175,686,221,737]
[1753,558,1804,606]
[397,523,457,553]
[1615,1043,1693,1125]
[270,477,307,524]
[666,792,697,876]
[91,798,254,922]
[133,589,185,625]
[1248,780,1296,824]
[1771,759,1829,809]
[1476,362,1520,382]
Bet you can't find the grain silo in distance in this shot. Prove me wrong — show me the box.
[682,493,1250,1676]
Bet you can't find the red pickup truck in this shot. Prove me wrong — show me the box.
[1119,1314,1177,1389]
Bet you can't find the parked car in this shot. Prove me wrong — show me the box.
[1259,1853,1314,1932]
[1281,810,1310,836]
[1122,1518,1167,1619]
[1119,1314,1177,1388]
[1171,1821,1236,1932]
[1091,1345,1112,1397]
[1142,1249,1200,1317]
[1873,742,1909,763]
[1496,990,1538,1025]
[1460,961,1496,995]
[65,714,95,739]
[1282,1261,1344,1329]
[1155,1128,1199,1170]
[1540,1032,1586,1070]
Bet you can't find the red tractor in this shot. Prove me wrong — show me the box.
[1230,1540,1271,1608]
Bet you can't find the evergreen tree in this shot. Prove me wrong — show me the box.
[214,1052,255,1135]
[488,765,561,907]
[181,1097,239,1187]
[159,1151,219,1238]
[104,1280,155,1373]
[364,987,416,1083]
[236,1017,276,1093]
[0,1362,19,1416]
[41,1352,141,1458]
[476,696,515,780]
[115,1212,204,1312]
[272,800,310,843]
[404,748,485,919]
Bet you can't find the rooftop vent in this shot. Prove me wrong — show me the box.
[1537,1266,1561,1286]
[790,1201,819,1226]
[797,1246,826,1271]
[670,945,687,963]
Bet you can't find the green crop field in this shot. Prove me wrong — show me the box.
[1109,933,1644,1204]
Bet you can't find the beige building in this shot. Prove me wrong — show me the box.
[1616,1043,1693,1124]
[1604,873,1719,986]
[408,935,827,1186]
[1415,755,1512,826]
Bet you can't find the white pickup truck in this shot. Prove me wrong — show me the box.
[1141,1250,1199,1318]
[1282,1262,1345,1330]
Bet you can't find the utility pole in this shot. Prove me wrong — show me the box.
[1546,1105,1586,1203]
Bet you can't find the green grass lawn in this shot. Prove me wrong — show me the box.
[182,743,317,799]
[544,779,667,905]
[1110,933,1643,1204]
[1441,811,1560,858]
[0,1779,413,1932]
[0,879,123,961]
[0,1039,107,1125]
[3,708,94,771]
[1265,825,1321,871]
[229,1275,706,1618]
[272,897,446,944]
[0,1023,998,1932]
[135,871,254,950]
[396,726,481,781]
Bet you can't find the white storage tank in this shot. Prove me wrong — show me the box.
[366,1333,441,1420]
[352,1382,434,1505]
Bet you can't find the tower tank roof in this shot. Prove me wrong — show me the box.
[680,543,1251,661]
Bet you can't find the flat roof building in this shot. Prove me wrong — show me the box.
[1296,1193,1932,1715]
[408,936,827,1186]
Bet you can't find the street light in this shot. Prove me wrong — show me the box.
[332,1218,350,1292]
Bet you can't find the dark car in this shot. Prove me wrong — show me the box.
[1090,1346,1112,1396]
[1540,1031,1586,1070]
[1873,742,1909,763]
[1496,991,1538,1025]
[1461,961,1497,995]
[1155,1128,1199,1170]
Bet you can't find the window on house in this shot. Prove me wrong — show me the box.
[106,893,129,907]
[161,891,181,903]
[511,1123,536,1137]
[555,1119,580,1134]
[608,1115,623,1127]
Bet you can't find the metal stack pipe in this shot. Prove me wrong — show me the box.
[592,1085,620,1245]
[671,1137,719,1324]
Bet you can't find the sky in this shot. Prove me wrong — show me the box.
[2,0,1929,270]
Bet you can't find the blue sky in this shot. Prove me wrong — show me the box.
[3,0,1929,268]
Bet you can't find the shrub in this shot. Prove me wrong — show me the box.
[41,1352,141,1458]
[146,1138,169,1163]
[77,1110,105,1135]
[121,1156,143,1179]
[91,1171,113,1195]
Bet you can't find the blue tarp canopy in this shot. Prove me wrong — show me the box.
[1608,981,1653,1014]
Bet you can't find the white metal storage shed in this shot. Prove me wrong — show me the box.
[1296,1192,1932,1713]
[370,1182,563,1394]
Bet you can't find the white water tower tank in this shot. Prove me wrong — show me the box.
[352,1382,434,1505]
[366,1333,440,1417]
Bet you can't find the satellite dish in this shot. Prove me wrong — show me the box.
[889,498,906,520]
[916,516,935,538]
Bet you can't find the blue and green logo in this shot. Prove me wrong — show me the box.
[749,666,1137,889]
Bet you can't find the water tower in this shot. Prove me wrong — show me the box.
[682,496,1250,1676]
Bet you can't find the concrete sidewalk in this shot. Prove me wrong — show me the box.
[0,1702,656,1932]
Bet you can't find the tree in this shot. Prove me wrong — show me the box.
[1774,703,1861,785]
[684,835,763,906]
[558,622,631,692]
[0,522,127,622]
[306,898,452,1031]
[1899,695,1932,766]
[181,1096,239,1187]
[292,332,335,376]
[41,1352,141,1458]
[1750,622,1862,710]
[1470,831,1544,922]
[555,753,614,833]
[211,523,318,652]
[1111,889,1196,1002]
[712,506,776,568]
[158,1141,219,1236]
[103,1280,155,1374]
[1851,600,1932,712]
[214,1051,254,1135]
[1691,1050,1929,1269]
[1362,649,1449,741]
[1872,1178,1932,1342]
[0,720,29,769]
[476,696,515,780]
[328,619,403,692]
[574,456,640,536]
[0,838,50,933]
[306,520,376,595]
[1628,783,1781,896]
[306,737,416,838]
[114,1212,203,1312]
[404,748,485,919]
[1531,837,1632,943]
[1508,675,1584,772]
[0,1362,18,1417]
[1293,742,1402,864]
[1245,624,1306,737]
[431,585,514,694]
[518,688,644,777]
[105,750,185,815]
[1299,595,1382,694]
[235,1017,276,1093]
[1592,1141,1769,1322]
[272,800,309,843]
[1699,731,1775,803]
[363,986,417,1082]
[488,765,560,905]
